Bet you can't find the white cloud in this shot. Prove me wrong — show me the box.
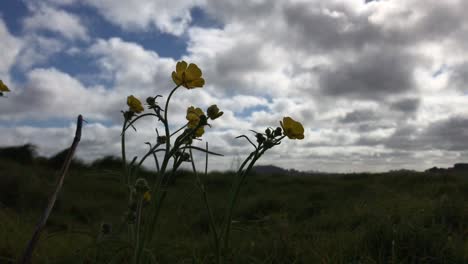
[0,68,119,121]
[23,4,88,41]
[4,0,468,172]
[88,37,175,93]
[0,19,22,78]
[16,34,65,70]
[83,0,204,35]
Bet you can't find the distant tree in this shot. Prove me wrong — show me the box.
[0,144,36,164]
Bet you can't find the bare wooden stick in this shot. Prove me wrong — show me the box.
[19,115,84,264]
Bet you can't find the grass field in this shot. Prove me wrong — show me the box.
[2,153,468,263]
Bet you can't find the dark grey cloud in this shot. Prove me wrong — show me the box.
[390,98,420,113]
[5,0,468,172]
[449,63,468,92]
[318,48,418,100]
[385,116,468,151]
[420,116,468,151]
[207,41,268,96]
[340,109,378,123]
[408,1,468,43]
[283,2,381,53]
[356,123,393,133]
[204,0,276,24]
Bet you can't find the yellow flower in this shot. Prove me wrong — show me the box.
[186,106,204,128]
[172,61,205,89]
[280,117,304,140]
[194,126,205,137]
[143,191,151,202]
[207,104,223,120]
[127,95,144,113]
[0,80,10,92]
[186,106,205,137]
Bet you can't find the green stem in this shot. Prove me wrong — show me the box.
[220,151,255,238]
[132,143,162,180]
[135,85,179,263]
[121,120,128,185]
[124,113,159,132]
[189,147,220,264]
[132,198,144,264]
[160,85,180,173]
[170,124,188,137]
[220,147,268,258]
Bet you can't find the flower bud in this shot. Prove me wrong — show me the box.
[256,133,266,144]
[264,140,275,149]
[274,127,282,137]
[199,115,208,126]
[134,178,149,193]
[146,96,156,106]
[123,110,135,121]
[181,152,191,162]
[207,104,224,120]
[143,191,151,203]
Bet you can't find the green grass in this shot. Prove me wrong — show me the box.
[2,158,468,263]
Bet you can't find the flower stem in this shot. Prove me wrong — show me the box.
[220,147,268,259]
[124,113,159,132]
[135,85,179,262]
[189,146,220,264]
[121,120,128,185]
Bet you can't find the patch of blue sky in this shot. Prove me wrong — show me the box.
[1,1,224,128]
[1,2,223,81]
[236,104,271,118]
[64,4,188,59]
[190,7,223,29]
[432,64,447,78]
[0,0,27,36]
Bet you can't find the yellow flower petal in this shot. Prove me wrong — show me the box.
[171,61,205,88]
[186,63,202,79]
[187,78,205,88]
[194,126,204,137]
[0,80,10,92]
[187,120,198,129]
[127,95,144,114]
[280,117,304,140]
[172,71,182,86]
[176,61,188,74]
[143,191,151,202]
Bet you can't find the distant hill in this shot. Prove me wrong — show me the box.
[252,165,288,175]
[0,144,84,169]
[425,163,468,173]
[252,165,311,176]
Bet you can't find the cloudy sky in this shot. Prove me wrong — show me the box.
[1,0,468,172]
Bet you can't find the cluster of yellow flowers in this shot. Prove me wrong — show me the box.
[118,60,305,263]
[124,61,304,140]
